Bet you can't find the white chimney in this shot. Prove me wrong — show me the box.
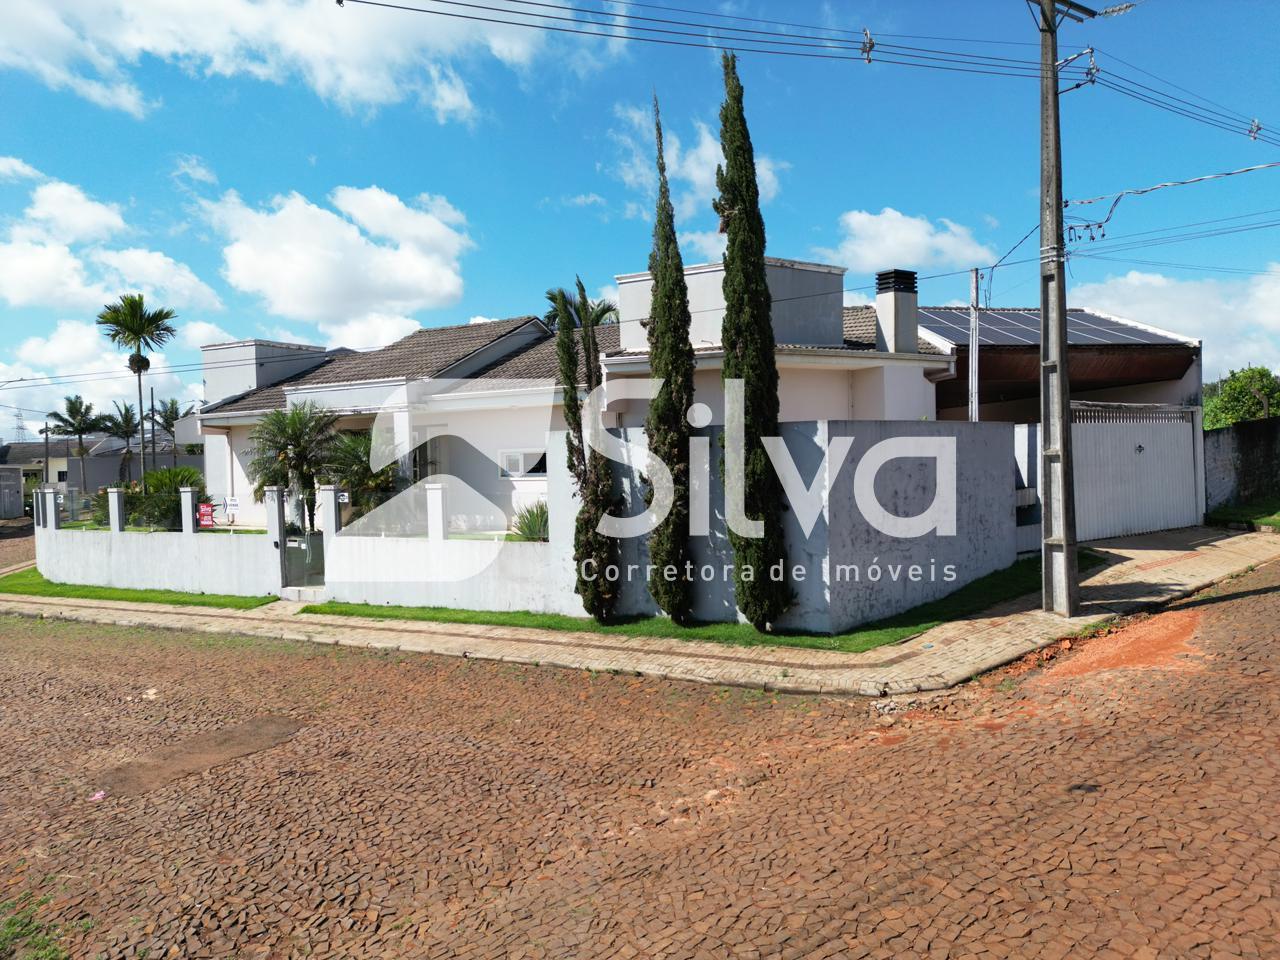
[874,269,918,354]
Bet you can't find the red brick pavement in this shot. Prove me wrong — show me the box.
[1,559,1278,958]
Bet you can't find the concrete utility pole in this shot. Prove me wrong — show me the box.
[1038,0,1096,617]
[150,386,157,473]
[968,267,981,422]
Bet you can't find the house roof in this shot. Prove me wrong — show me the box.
[202,316,544,415]
[912,306,1195,349]
[0,440,73,464]
[466,324,622,383]
[842,305,944,355]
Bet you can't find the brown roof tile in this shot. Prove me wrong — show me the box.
[202,317,545,415]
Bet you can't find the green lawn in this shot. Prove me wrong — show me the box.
[0,568,277,610]
[301,551,1107,654]
[1207,496,1280,531]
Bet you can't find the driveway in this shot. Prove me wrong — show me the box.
[1,559,1278,958]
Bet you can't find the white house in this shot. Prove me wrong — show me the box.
[188,258,1198,532]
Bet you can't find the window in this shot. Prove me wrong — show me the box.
[56,470,68,483]
[499,450,547,478]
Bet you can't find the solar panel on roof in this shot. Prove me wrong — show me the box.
[916,308,1186,348]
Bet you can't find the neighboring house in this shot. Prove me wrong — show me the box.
[910,305,1202,421]
[189,258,1199,531]
[0,433,202,494]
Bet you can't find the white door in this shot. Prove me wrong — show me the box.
[1071,403,1203,541]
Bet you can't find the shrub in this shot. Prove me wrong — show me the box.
[511,500,550,541]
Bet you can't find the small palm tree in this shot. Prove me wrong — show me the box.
[245,402,340,531]
[542,283,619,330]
[148,397,194,467]
[102,402,142,483]
[96,293,178,488]
[323,431,402,521]
[47,394,107,493]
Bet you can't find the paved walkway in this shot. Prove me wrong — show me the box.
[2,527,1277,695]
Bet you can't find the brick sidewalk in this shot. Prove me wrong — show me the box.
[3,527,1277,695]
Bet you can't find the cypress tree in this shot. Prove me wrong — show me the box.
[644,97,697,624]
[713,52,791,630]
[553,279,619,621]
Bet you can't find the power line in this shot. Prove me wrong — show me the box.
[1093,46,1267,127]
[336,0,1083,79]
[1095,78,1280,147]
[1064,158,1280,236]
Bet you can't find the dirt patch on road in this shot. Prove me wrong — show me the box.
[1037,608,1204,680]
[95,715,302,796]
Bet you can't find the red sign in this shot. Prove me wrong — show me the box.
[198,502,215,528]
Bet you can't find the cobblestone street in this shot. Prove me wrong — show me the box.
[1,559,1278,959]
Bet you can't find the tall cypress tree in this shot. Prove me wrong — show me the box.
[713,52,790,630]
[644,97,697,624]
[554,279,619,622]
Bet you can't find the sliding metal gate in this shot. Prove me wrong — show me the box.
[1070,402,1204,541]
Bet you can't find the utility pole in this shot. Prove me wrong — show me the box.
[150,386,157,472]
[42,421,50,485]
[1038,0,1095,617]
[968,267,981,422]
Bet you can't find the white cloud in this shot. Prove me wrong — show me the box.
[816,207,997,273]
[595,284,620,307]
[322,314,419,351]
[0,169,221,313]
[204,185,471,348]
[0,156,42,181]
[91,248,223,310]
[7,323,192,426]
[17,320,106,372]
[14,181,125,244]
[0,240,106,309]
[607,106,788,224]
[565,193,606,208]
[179,320,235,349]
[679,229,726,262]
[468,315,500,325]
[1072,266,1280,379]
[172,154,217,185]
[0,0,554,120]
[843,290,872,307]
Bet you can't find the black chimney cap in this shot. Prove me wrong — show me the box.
[875,269,917,294]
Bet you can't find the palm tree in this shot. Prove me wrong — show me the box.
[96,293,178,489]
[542,283,619,330]
[245,402,340,531]
[47,394,107,493]
[323,431,402,521]
[102,402,142,483]
[148,397,194,467]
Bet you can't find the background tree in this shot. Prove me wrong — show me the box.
[96,293,178,490]
[148,397,193,467]
[47,394,107,493]
[644,97,698,624]
[713,52,790,630]
[552,278,620,622]
[244,402,339,531]
[102,401,141,483]
[1204,366,1280,429]
[323,431,402,521]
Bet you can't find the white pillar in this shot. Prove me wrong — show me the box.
[180,487,197,536]
[43,488,61,530]
[423,482,446,541]
[316,484,342,553]
[263,485,287,592]
[106,488,126,533]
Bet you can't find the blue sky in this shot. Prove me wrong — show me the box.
[2,0,1278,432]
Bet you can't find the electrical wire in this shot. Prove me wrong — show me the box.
[337,0,1084,79]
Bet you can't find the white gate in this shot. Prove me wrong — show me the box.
[1070,402,1204,541]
